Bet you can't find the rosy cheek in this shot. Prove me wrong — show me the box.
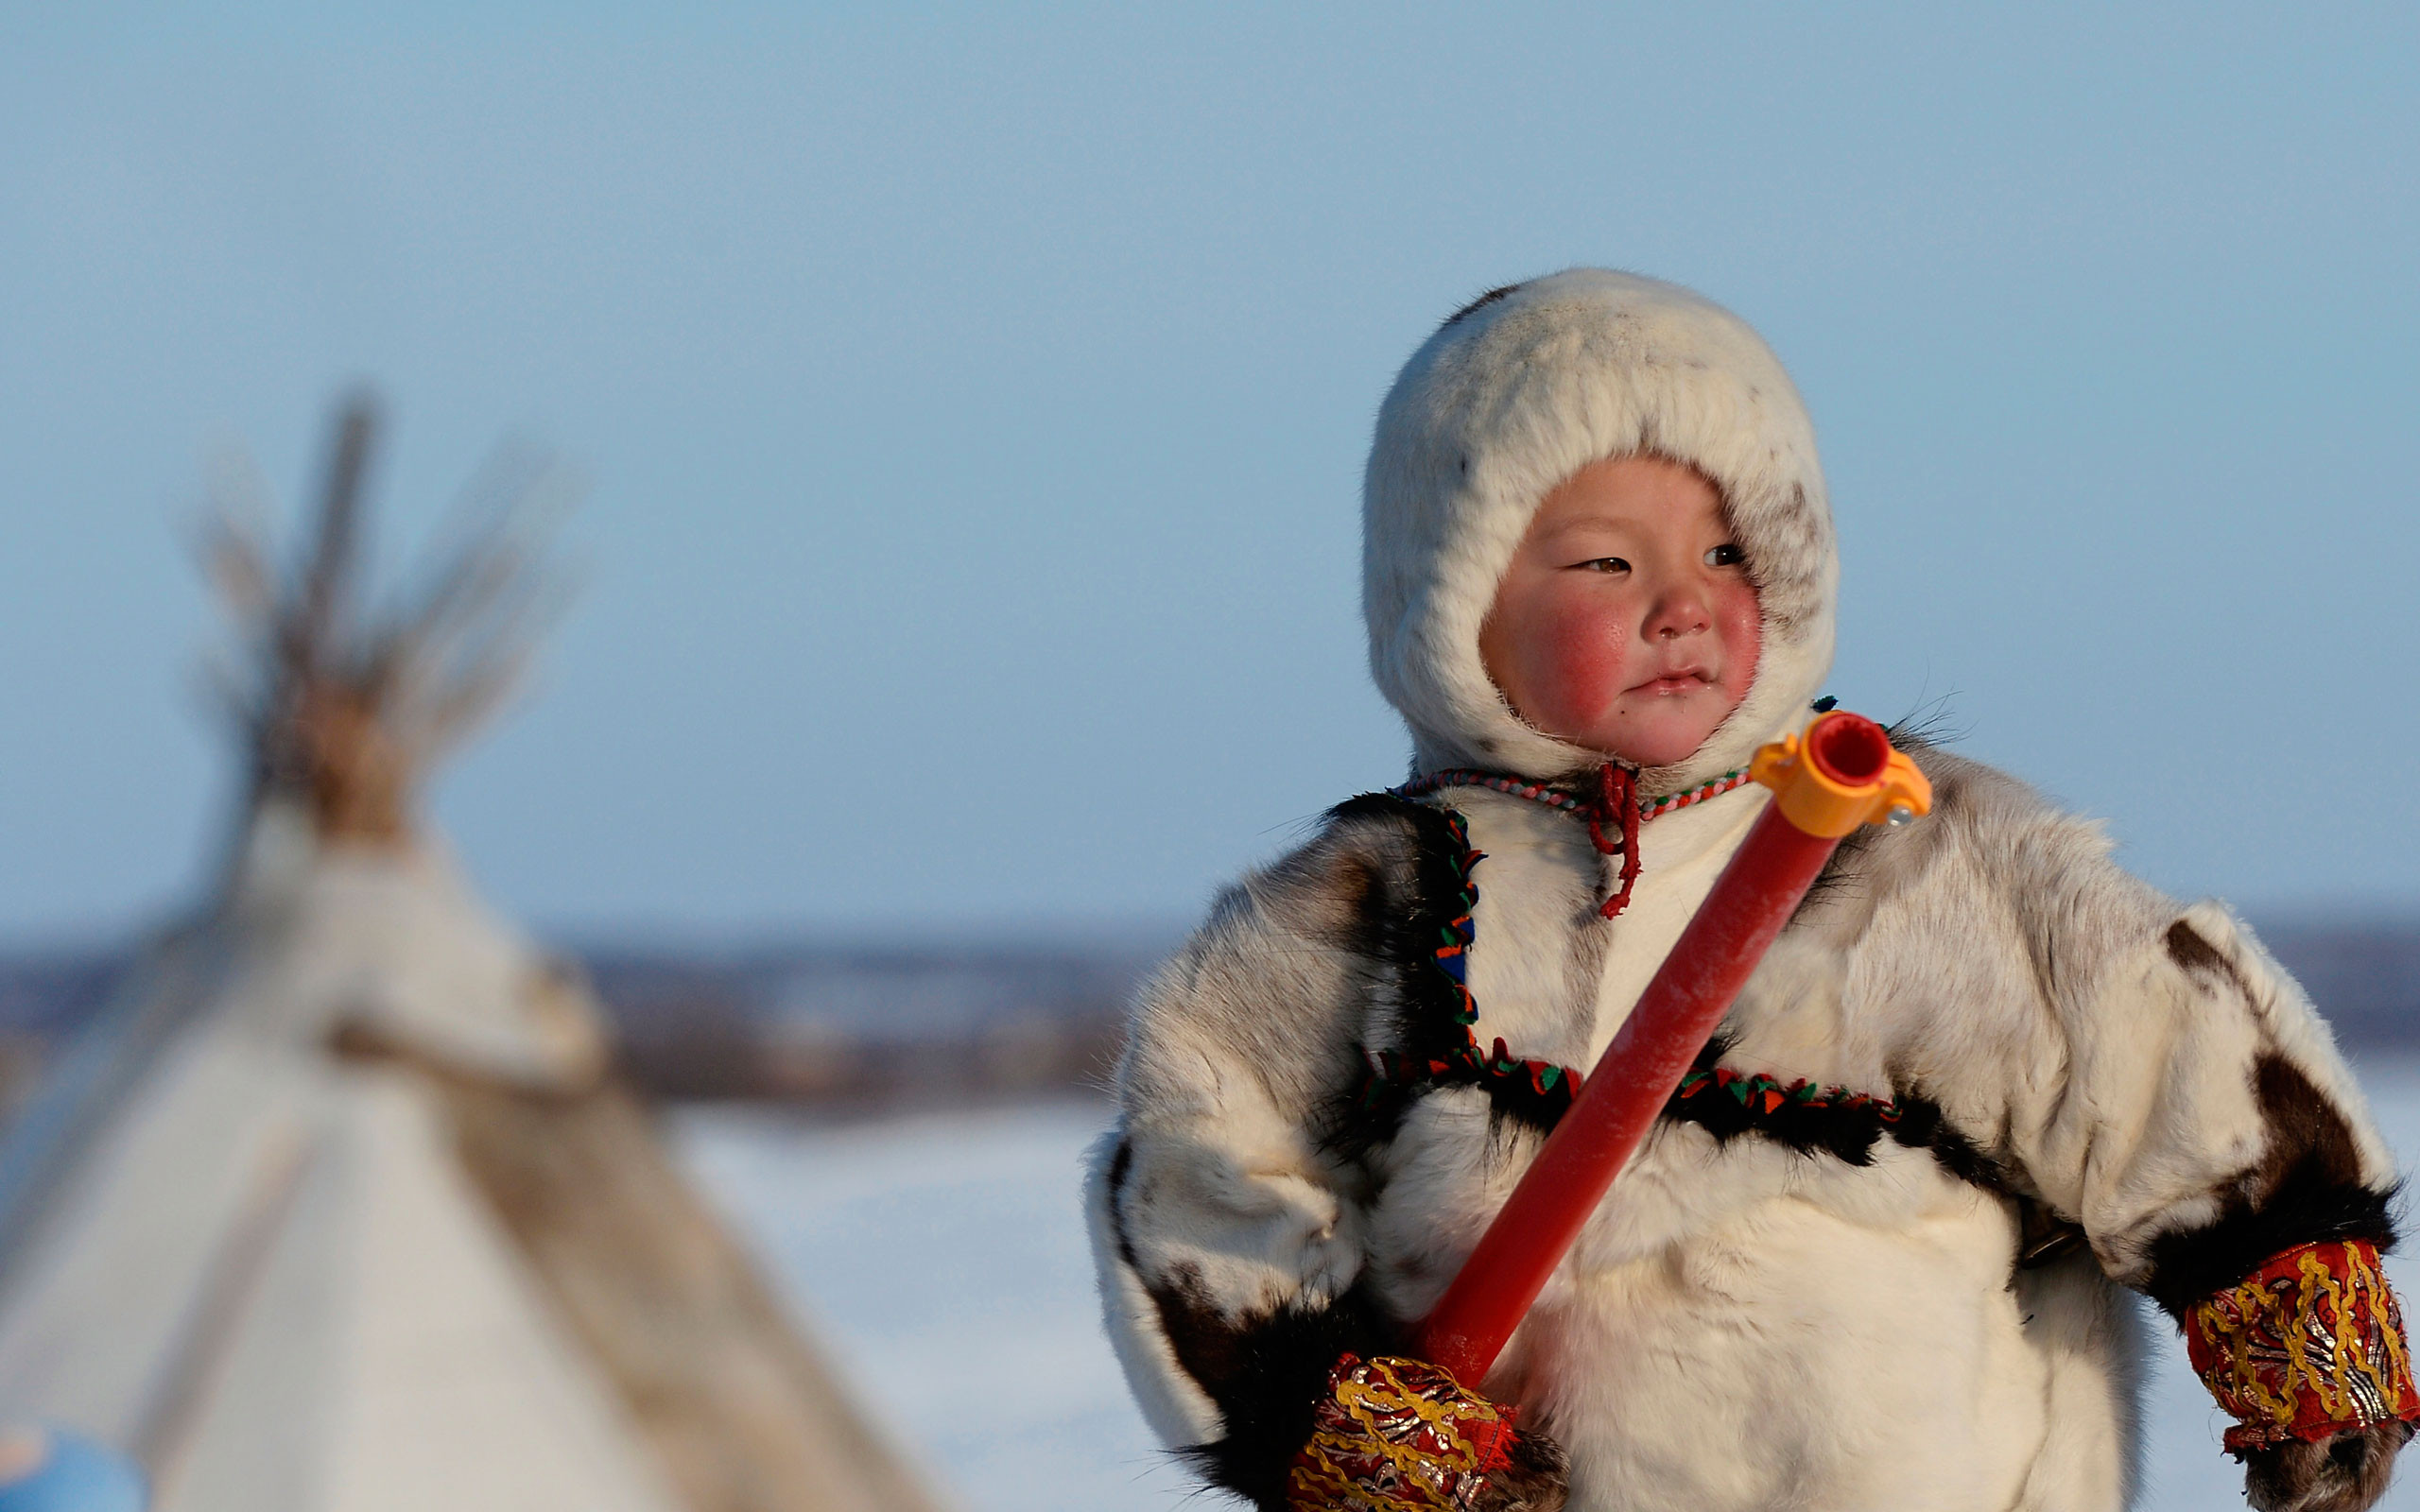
[1531,602,1630,730]
[1715,582,1762,692]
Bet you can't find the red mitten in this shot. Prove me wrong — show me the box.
[2186,1240,2420,1453]
[1285,1353,1538,1512]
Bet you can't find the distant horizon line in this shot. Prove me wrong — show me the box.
[4,902,2420,963]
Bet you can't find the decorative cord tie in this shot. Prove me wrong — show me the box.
[1392,765,1753,919]
[1584,763,1642,919]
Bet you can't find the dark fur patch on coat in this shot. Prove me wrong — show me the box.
[1166,1285,1405,1511]
[1323,794,1581,1152]
[1885,1092,2009,1189]
[2165,919,2248,995]
[1105,1139,1403,1508]
[1442,284,1520,328]
[1332,794,1486,1077]
[2141,1054,2399,1318]
[1664,1036,2015,1195]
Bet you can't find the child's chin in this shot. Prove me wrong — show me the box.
[1602,737,1701,768]
[1599,715,1720,769]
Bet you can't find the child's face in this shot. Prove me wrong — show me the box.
[1478,455,1762,768]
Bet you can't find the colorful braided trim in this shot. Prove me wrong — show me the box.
[1362,1040,1583,1109]
[1356,804,1909,1144]
[1357,809,1584,1124]
[2185,1239,2420,1452]
[1672,1064,1904,1124]
[1640,767,1754,819]
[1286,1353,1516,1512]
[1392,770,1592,816]
[1392,766,1752,837]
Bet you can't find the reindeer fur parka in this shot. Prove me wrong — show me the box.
[1085,271,2406,1512]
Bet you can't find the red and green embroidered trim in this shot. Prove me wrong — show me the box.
[1345,808,1907,1137]
[1357,809,1586,1120]
[1356,804,1913,1148]
[1673,1065,1905,1124]
[1362,1039,1583,1110]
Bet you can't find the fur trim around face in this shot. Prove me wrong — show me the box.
[1363,270,1838,790]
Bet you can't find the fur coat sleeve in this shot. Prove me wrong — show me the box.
[1083,802,1430,1506]
[1808,750,2398,1310]
[1794,749,2410,1506]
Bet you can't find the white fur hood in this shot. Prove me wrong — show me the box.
[1362,269,1839,792]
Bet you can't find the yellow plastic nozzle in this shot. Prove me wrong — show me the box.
[1748,711,1934,839]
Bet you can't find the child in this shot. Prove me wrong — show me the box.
[1086,269,2417,1511]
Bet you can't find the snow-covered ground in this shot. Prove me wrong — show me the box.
[673,1099,1188,1512]
[675,1056,2420,1512]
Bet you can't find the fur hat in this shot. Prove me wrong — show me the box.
[1362,268,1839,792]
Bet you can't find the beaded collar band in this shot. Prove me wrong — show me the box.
[1390,765,1754,919]
[1394,766,1753,822]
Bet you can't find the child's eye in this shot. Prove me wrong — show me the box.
[1705,543,1745,568]
[1576,557,1631,575]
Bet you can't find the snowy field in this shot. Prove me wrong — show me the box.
[675,1057,2420,1512]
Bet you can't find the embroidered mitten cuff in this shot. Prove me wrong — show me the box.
[2185,1240,2420,1452]
[1285,1353,1527,1511]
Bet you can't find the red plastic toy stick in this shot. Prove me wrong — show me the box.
[1412,711,1931,1387]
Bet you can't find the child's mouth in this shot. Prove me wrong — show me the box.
[1634,672,1710,696]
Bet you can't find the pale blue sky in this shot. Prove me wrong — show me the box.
[4,5,2415,940]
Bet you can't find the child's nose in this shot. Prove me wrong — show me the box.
[1649,585,1712,639]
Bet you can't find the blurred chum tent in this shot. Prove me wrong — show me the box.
[0,397,944,1512]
